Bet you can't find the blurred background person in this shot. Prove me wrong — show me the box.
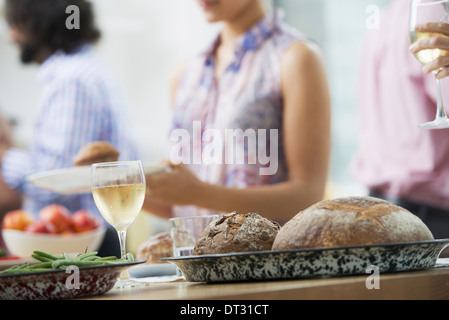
[0,0,140,255]
[350,0,449,241]
[0,114,21,217]
[143,0,331,224]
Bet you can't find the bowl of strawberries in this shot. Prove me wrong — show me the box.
[1,205,106,257]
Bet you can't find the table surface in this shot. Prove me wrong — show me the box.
[85,265,449,300]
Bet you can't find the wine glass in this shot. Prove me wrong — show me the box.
[410,0,449,129]
[91,160,146,288]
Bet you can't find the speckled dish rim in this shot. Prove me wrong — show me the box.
[160,239,449,262]
[0,260,146,279]
[160,239,449,282]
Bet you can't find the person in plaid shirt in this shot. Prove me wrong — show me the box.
[0,0,140,256]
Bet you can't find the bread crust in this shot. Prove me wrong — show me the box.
[193,212,280,255]
[272,196,434,250]
[73,141,120,166]
[136,231,173,264]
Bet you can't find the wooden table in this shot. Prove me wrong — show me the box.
[86,265,449,300]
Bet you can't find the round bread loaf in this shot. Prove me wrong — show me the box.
[193,212,280,255]
[73,141,120,166]
[136,231,173,264]
[272,196,434,250]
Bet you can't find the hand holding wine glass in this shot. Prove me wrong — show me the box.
[410,21,449,78]
[409,0,449,129]
[91,160,146,288]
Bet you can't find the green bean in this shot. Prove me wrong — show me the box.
[9,264,26,270]
[62,252,72,260]
[27,268,53,272]
[95,256,117,261]
[51,259,75,269]
[0,269,26,275]
[17,263,30,269]
[126,252,135,262]
[1,263,32,274]
[33,250,63,261]
[29,262,53,269]
[32,253,54,262]
[76,251,99,260]
[70,261,107,267]
[52,260,105,269]
[4,264,26,271]
[80,256,99,261]
[0,249,136,276]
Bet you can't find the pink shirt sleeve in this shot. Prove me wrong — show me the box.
[350,0,449,210]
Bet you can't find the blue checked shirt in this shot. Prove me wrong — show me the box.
[1,47,140,217]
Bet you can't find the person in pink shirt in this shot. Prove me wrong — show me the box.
[351,0,449,239]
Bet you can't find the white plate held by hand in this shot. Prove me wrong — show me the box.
[27,163,166,195]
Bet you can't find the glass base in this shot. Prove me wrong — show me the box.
[114,278,149,289]
[175,267,185,279]
[113,269,149,289]
[419,119,449,129]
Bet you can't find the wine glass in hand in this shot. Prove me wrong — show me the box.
[91,160,146,288]
[410,0,449,129]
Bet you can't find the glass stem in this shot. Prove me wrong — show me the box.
[435,76,448,121]
[117,229,127,260]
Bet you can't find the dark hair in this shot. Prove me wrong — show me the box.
[5,0,101,55]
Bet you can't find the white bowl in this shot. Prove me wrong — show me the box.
[2,225,106,258]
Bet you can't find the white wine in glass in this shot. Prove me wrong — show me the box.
[91,160,146,289]
[92,184,146,231]
[409,0,449,129]
[410,32,449,64]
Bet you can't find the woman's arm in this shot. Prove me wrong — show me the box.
[410,22,449,78]
[145,42,331,223]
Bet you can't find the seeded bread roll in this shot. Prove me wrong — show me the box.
[272,196,434,251]
[136,232,173,264]
[193,212,281,255]
[73,141,120,166]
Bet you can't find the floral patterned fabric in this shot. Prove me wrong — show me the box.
[170,10,311,217]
